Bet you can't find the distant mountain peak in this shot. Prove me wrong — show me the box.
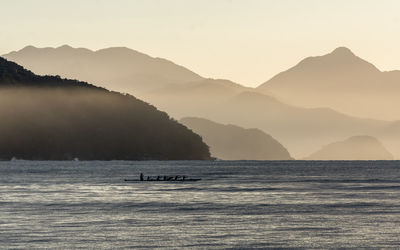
[287,46,366,72]
[330,46,355,57]
[18,45,38,52]
[22,45,37,49]
[260,46,379,89]
[57,44,73,50]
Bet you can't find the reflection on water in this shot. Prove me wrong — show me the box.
[0,161,399,248]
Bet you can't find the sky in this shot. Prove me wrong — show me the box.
[1,0,400,87]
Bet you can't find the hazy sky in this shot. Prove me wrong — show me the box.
[1,0,400,87]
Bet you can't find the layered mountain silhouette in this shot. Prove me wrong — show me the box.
[304,136,393,160]
[202,91,388,158]
[4,45,399,159]
[258,47,400,120]
[180,117,292,160]
[4,45,203,94]
[0,57,210,160]
[3,45,253,112]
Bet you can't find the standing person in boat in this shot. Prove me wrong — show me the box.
[140,173,144,181]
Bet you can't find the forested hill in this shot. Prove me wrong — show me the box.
[0,57,211,160]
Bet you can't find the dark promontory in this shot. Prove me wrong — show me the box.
[0,57,210,160]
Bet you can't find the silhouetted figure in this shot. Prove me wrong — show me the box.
[157,176,161,181]
[147,176,150,181]
[175,175,179,180]
[140,173,144,181]
[163,176,167,181]
[182,176,186,181]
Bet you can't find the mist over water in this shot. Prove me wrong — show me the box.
[0,160,399,248]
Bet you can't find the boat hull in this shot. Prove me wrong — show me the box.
[124,179,201,182]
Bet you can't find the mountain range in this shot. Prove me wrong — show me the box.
[4,45,400,159]
[4,45,203,95]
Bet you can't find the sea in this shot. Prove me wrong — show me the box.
[0,160,399,249]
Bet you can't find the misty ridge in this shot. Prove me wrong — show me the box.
[3,45,400,160]
[0,57,210,160]
[180,117,292,161]
[303,136,394,161]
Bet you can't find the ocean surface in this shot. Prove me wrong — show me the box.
[0,160,399,249]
